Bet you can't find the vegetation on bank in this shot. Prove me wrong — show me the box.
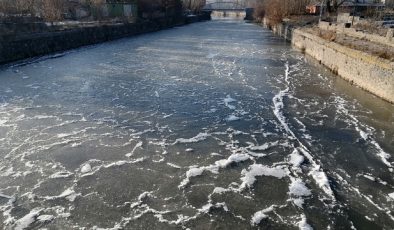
[0,0,206,22]
[252,0,314,25]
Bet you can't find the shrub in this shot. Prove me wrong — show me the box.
[41,0,66,21]
[0,0,36,16]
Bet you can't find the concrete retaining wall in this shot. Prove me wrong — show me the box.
[0,13,211,65]
[292,29,394,103]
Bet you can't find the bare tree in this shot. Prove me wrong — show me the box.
[182,0,206,13]
[86,0,106,19]
[326,0,352,13]
[252,0,313,23]
[0,0,36,16]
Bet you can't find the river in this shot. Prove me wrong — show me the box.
[0,18,393,229]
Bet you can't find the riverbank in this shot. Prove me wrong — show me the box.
[260,18,394,104]
[0,13,211,65]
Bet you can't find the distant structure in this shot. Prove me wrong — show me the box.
[306,3,322,15]
[65,0,138,20]
[202,0,249,19]
[386,0,394,8]
[105,0,138,18]
[306,0,390,16]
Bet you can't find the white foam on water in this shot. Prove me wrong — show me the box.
[289,149,304,169]
[49,171,73,179]
[289,178,311,197]
[226,114,240,121]
[223,95,237,110]
[334,96,392,171]
[240,164,287,190]
[54,188,79,202]
[249,141,279,151]
[388,192,394,200]
[105,158,144,168]
[272,63,292,134]
[179,167,205,188]
[271,62,336,201]
[251,205,275,225]
[206,53,218,58]
[81,163,92,174]
[292,198,305,208]
[179,153,251,188]
[125,141,143,157]
[216,153,250,168]
[174,132,210,144]
[13,208,42,230]
[308,164,333,199]
[0,193,13,199]
[298,214,313,230]
[198,202,229,213]
[212,187,230,194]
[37,215,54,223]
[167,162,181,169]
[362,174,375,181]
[332,172,394,221]
[0,119,8,125]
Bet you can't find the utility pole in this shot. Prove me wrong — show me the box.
[351,0,357,25]
[320,0,326,21]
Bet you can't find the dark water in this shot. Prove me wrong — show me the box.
[0,19,393,229]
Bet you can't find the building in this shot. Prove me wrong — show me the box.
[306,3,322,15]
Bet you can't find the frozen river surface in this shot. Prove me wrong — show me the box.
[0,19,394,229]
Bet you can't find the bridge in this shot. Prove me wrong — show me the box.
[202,1,246,12]
[202,1,254,20]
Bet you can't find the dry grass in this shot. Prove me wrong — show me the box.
[353,21,388,37]
[319,30,336,41]
[312,28,394,61]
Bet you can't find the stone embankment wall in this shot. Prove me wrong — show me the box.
[292,28,394,103]
[0,14,211,64]
[261,18,294,41]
